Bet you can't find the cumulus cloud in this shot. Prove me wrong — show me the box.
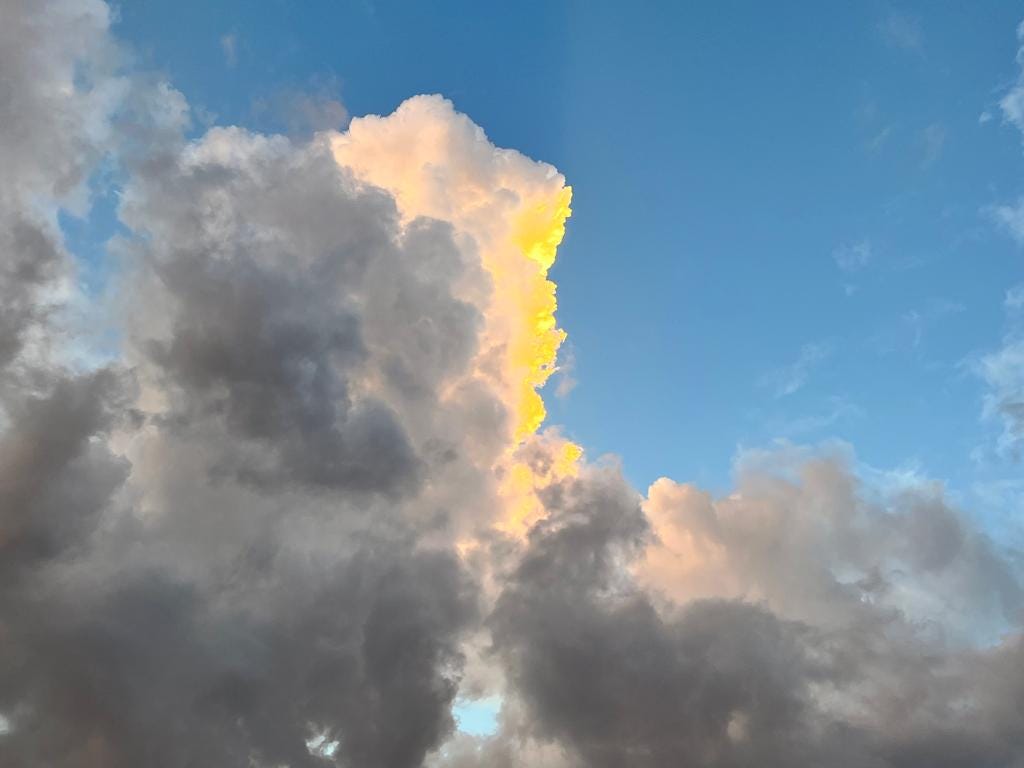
[443,448,1023,768]
[1,3,1023,768]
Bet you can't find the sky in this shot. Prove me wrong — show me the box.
[3,1,1024,766]
[109,1,1024,526]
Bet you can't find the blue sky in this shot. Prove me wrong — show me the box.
[109,1,1024,533]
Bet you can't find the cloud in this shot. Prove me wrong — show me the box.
[866,124,894,153]
[553,345,578,398]
[878,11,925,56]
[1000,21,1024,136]
[992,21,1024,245]
[977,339,1024,456]
[991,197,1024,244]
[832,239,871,273]
[0,2,570,763]
[1007,284,1024,310]
[759,395,864,439]
[0,0,126,371]
[920,122,946,169]
[974,282,1024,460]
[869,298,965,355]
[220,32,238,67]
[473,448,1024,768]
[1,3,1023,767]
[759,342,832,398]
[252,76,350,136]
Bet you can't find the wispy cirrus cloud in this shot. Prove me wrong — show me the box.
[1006,283,1024,310]
[990,197,1024,244]
[972,289,1024,461]
[1000,21,1024,136]
[921,122,946,168]
[976,338,1024,457]
[991,22,1024,245]
[832,238,871,273]
[759,342,832,398]
[220,31,238,67]
[878,10,925,56]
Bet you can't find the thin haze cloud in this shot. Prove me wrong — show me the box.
[832,239,871,272]
[220,32,238,67]
[759,342,833,398]
[878,10,925,56]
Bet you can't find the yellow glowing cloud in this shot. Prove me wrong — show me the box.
[330,95,580,535]
[507,185,572,439]
[330,95,573,444]
[497,435,584,536]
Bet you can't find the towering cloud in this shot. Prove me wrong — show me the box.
[0,2,1022,767]
[330,96,573,443]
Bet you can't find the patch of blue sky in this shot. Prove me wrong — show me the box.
[452,696,500,738]
[58,160,125,298]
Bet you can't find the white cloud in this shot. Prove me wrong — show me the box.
[977,339,1024,456]
[992,197,1024,244]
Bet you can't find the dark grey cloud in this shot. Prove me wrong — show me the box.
[0,0,133,575]
[0,3,490,766]
[470,457,1024,768]
[115,124,489,497]
[488,469,836,768]
[0,546,476,768]
[0,369,130,572]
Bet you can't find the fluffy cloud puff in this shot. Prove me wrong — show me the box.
[465,455,1024,768]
